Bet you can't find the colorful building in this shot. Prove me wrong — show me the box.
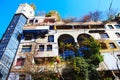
[0,3,120,80]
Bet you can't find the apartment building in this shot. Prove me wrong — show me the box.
[0,3,119,80]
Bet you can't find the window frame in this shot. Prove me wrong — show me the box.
[47,45,52,51]
[117,55,120,60]
[108,25,114,29]
[99,33,109,38]
[39,45,44,51]
[115,32,120,38]
[16,58,25,66]
[115,25,120,29]
[29,19,34,23]
[109,43,116,49]
[48,35,54,42]
[21,45,32,52]
[100,42,108,49]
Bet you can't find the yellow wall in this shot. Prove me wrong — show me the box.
[100,40,119,53]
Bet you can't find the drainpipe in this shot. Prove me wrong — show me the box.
[112,51,120,73]
[111,71,119,80]
[112,51,120,79]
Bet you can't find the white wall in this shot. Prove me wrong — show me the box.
[16,3,35,18]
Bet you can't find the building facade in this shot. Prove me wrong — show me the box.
[1,3,119,80]
[0,3,34,80]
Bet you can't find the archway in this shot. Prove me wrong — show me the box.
[77,33,92,44]
[77,33,93,56]
[58,34,76,59]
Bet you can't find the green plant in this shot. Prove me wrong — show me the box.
[30,3,36,10]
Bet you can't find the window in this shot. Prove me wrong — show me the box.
[99,33,109,38]
[117,55,120,60]
[30,11,32,14]
[115,25,120,29]
[109,43,116,48]
[16,58,25,66]
[49,25,54,30]
[108,25,114,29]
[47,45,52,51]
[24,34,33,40]
[19,75,25,80]
[48,35,54,42]
[29,19,34,23]
[118,42,120,45]
[39,45,44,51]
[100,43,107,49]
[115,32,120,38]
[35,20,38,23]
[21,45,31,52]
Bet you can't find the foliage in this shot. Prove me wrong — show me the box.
[70,57,88,73]
[31,36,103,80]
[30,3,36,10]
[61,57,89,80]
[57,34,103,79]
[59,42,77,58]
[32,72,60,80]
[88,64,101,80]
[104,78,112,80]
[79,37,103,67]
[70,57,89,79]
[80,38,99,55]
[46,10,61,21]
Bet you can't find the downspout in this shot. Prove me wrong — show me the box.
[111,71,119,80]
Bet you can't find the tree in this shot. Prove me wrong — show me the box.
[46,10,61,21]
[88,64,101,80]
[80,14,91,22]
[80,11,103,22]
[91,11,103,22]
[62,17,77,23]
[62,57,89,80]
[106,8,117,22]
[58,35,103,79]
[80,37,103,66]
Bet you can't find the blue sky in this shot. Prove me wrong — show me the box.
[0,0,120,39]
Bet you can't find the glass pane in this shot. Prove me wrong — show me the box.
[48,35,54,42]
[21,46,31,52]
[47,45,52,51]
[115,25,120,29]
[39,45,44,51]
[16,58,25,66]
[100,33,109,38]
[108,25,113,29]
[109,43,116,48]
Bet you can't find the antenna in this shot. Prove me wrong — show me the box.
[109,0,113,11]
